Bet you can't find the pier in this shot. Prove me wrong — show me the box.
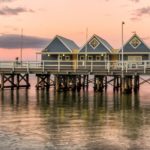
[0,60,150,93]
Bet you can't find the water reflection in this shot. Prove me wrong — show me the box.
[0,89,29,110]
[0,89,150,150]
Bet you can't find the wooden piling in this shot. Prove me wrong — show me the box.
[134,75,140,92]
[36,74,50,90]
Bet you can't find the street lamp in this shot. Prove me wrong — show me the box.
[121,21,125,72]
[20,28,23,64]
[85,28,88,68]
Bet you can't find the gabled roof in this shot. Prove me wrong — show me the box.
[43,35,79,52]
[94,34,113,52]
[79,34,113,53]
[57,35,79,51]
[119,33,150,53]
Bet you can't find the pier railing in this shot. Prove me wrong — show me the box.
[0,60,150,74]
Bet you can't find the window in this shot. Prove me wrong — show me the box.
[88,56,93,61]
[89,38,100,49]
[96,56,101,61]
[129,37,141,49]
[65,56,70,61]
[59,56,63,60]
[129,56,142,61]
[80,56,85,60]
[128,56,142,65]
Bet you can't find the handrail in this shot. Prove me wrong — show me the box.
[0,60,150,73]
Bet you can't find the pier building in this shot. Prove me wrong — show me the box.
[0,34,150,93]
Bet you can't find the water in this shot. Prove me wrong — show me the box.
[0,77,150,150]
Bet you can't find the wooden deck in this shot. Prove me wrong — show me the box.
[0,60,150,93]
[0,60,150,75]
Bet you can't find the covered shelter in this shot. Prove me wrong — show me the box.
[78,34,113,69]
[119,33,150,67]
[39,35,79,70]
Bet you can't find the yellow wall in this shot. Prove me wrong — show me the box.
[72,49,79,70]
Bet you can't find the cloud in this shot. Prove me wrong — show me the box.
[0,6,34,15]
[130,17,140,21]
[3,25,18,31]
[0,0,16,2]
[131,6,150,20]
[130,0,140,2]
[135,6,150,16]
[0,34,50,49]
[105,0,140,2]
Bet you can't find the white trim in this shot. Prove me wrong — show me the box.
[57,35,72,52]
[118,52,150,54]
[119,33,150,51]
[79,34,112,53]
[89,37,100,49]
[42,35,73,53]
[94,34,112,53]
[42,35,56,52]
[129,36,141,49]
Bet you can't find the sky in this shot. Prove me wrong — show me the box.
[0,0,150,60]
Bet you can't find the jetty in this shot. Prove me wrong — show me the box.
[0,60,150,93]
[1,33,150,93]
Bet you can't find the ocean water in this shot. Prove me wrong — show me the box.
[0,76,150,150]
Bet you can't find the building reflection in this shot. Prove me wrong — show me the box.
[36,90,143,149]
[1,88,149,150]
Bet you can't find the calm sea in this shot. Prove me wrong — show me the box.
[0,75,150,150]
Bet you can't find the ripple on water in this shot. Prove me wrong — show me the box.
[0,85,150,149]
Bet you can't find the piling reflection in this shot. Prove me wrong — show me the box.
[34,90,148,149]
[0,89,150,150]
[0,89,29,110]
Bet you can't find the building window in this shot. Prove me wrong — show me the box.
[65,56,70,61]
[59,56,63,60]
[96,56,101,61]
[80,56,85,60]
[129,37,141,49]
[128,56,142,62]
[89,38,100,49]
[88,56,93,61]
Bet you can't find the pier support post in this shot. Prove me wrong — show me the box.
[82,75,86,89]
[36,74,50,90]
[16,74,30,89]
[134,75,140,92]
[94,75,104,92]
[114,76,121,92]
[0,74,16,90]
[76,75,82,91]
[86,75,89,89]
[104,76,107,91]
[122,75,132,94]
[54,75,79,92]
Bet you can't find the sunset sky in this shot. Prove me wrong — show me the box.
[0,0,150,60]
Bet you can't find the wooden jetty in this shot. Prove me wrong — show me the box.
[0,60,149,93]
[1,33,150,94]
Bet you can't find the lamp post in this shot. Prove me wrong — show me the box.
[85,28,88,68]
[121,21,125,72]
[20,28,23,64]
